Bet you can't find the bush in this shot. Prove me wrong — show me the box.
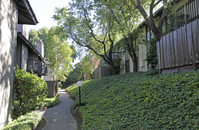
[14,69,48,116]
[146,38,158,69]
[13,94,60,119]
[66,71,199,129]
[145,69,159,76]
[2,111,41,130]
[35,94,61,109]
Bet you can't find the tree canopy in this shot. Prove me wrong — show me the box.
[45,27,73,82]
[29,27,49,57]
[53,0,122,74]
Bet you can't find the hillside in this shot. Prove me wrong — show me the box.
[66,71,199,129]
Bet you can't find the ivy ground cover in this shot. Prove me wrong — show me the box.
[66,71,199,129]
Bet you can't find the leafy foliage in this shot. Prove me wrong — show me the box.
[46,27,73,82]
[53,2,120,73]
[80,55,95,76]
[146,38,158,69]
[38,94,61,108]
[29,27,49,57]
[2,111,41,130]
[14,68,48,116]
[63,63,83,87]
[66,71,199,129]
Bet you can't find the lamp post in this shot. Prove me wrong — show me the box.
[77,81,82,106]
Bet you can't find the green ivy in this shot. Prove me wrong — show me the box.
[14,68,48,116]
[66,71,199,129]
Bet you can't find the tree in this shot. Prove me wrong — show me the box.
[29,27,49,57]
[70,45,78,61]
[95,0,144,72]
[46,27,73,82]
[80,55,95,77]
[29,29,40,47]
[63,63,83,87]
[53,1,120,74]
[129,0,169,42]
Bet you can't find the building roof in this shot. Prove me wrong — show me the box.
[17,33,46,63]
[14,0,38,25]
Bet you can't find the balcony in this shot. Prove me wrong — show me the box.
[27,58,47,75]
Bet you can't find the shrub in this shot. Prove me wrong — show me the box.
[14,68,48,116]
[35,94,61,109]
[67,71,199,129]
[2,111,41,130]
[13,94,60,119]
[146,38,157,69]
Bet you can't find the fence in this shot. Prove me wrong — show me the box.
[93,66,112,79]
[157,19,199,73]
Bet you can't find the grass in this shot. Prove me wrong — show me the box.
[2,111,41,130]
[37,94,61,109]
[66,71,199,129]
[13,94,61,119]
[4,95,61,130]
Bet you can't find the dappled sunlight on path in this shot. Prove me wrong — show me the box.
[38,89,77,130]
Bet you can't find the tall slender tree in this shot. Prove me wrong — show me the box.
[46,27,73,81]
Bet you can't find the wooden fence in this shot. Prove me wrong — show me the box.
[157,19,199,73]
[93,66,112,79]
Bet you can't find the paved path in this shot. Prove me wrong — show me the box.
[39,89,78,130]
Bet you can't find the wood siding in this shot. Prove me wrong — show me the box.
[157,19,199,72]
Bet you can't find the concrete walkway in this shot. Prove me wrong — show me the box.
[39,89,78,130]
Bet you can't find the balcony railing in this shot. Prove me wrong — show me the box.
[27,58,47,75]
[174,0,199,27]
[177,0,199,23]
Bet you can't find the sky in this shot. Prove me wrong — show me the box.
[26,0,71,31]
[25,0,85,64]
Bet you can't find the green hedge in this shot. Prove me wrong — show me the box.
[14,68,48,116]
[2,111,41,130]
[66,71,199,129]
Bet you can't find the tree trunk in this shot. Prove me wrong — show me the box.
[132,52,138,72]
[152,29,162,74]
[109,60,118,75]
[128,50,138,72]
[152,28,162,43]
[126,33,138,72]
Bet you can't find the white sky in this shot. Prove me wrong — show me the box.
[26,0,71,31]
[25,0,84,64]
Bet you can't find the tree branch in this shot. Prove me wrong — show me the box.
[158,0,167,32]
[83,9,105,44]
[153,0,162,8]
[130,0,138,8]
[108,32,114,60]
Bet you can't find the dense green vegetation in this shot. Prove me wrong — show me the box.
[66,71,199,129]
[39,94,61,108]
[8,95,60,130]
[2,111,41,130]
[14,68,48,116]
[13,94,60,118]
